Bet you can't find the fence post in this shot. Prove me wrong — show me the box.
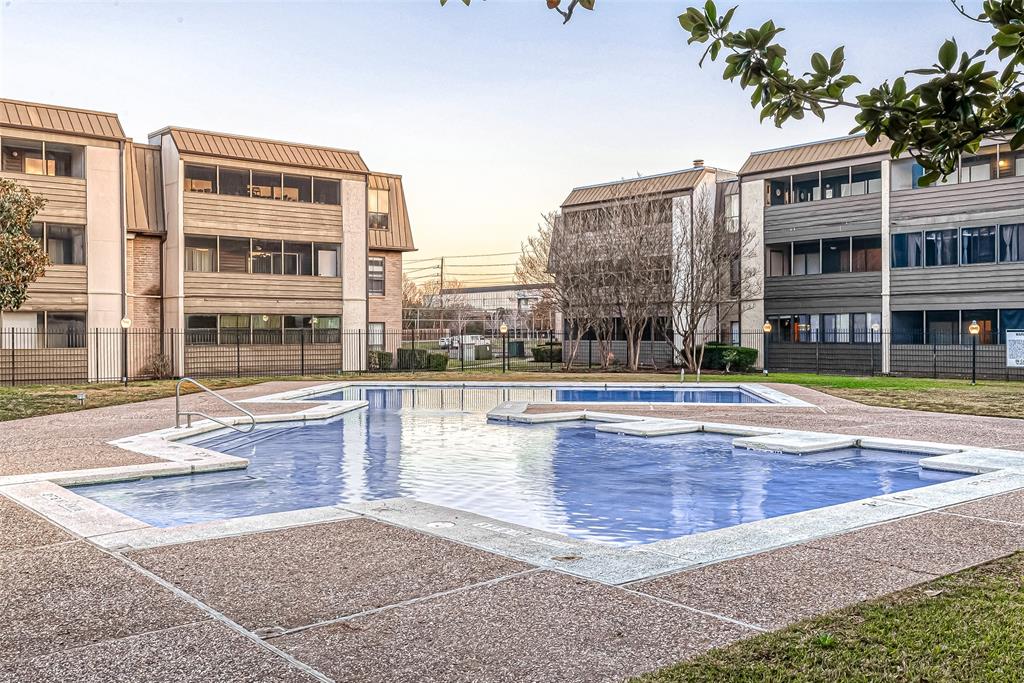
[9,328,15,386]
[588,338,592,370]
[236,334,241,378]
[300,329,306,376]
[460,334,465,373]
[932,337,937,379]
[548,329,554,371]
[815,334,821,375]
[412,325,417,374]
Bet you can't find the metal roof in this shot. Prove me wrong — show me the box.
[0,98,125,140]
[156,127,369,174]
[368,173,415,252]
[739,134,888,176]
[561,167,713,208]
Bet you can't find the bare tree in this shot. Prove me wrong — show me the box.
[515,213,556,286]
[664,186,761,375]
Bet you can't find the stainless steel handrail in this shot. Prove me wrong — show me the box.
[175,377,256,433]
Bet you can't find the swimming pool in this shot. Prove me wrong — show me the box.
[73,387,965,546]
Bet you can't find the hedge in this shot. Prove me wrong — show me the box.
[531,343,562,363]
[427,352,448,371]
[699,343,758,372]
[397,347,430,370]
[368,349,393,371]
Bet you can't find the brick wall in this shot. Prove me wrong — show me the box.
[128,234,163,331]
[368,250,403,333]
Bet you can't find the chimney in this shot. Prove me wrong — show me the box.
[693,159,705,168]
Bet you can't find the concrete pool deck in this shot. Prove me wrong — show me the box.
[3,380,1024,681]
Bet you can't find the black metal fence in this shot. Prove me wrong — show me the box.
[0,327,1021,385]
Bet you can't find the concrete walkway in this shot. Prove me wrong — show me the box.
[2,381,1024,682]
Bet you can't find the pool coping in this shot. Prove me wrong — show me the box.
[3,381,1024,585]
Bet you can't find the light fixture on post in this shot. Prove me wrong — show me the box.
[762,321,772,375]
[871,322,881,374]
[499,323,509,373]
[969,320,981,385]
[119,317,132,388]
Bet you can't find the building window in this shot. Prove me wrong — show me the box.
[218,168,250,197]
[850,164,882,195]
[822,313,850,343]
[284,315,314,344]
[925,310,959,343]
[368,256,385,295]
[368,188,390,229]
[961,309,997,344]
[792,241,820,275]
[892,233,924,268]
[250,239,282,275]
[960,155,993,183]
[184,235,218,272]
[253,314,283,344]
[821,168,848,200]
[1001,309,1024,343]
[283,175,312,202]
[1,138,84,177]
[925,229,959,266]
[1017,156,1024,178]
[31,223,86,265]
[185,314,218,345]
[821,238,851,273]
[961,226,996,265]
[766,245,790,277]
[851,235,882,272]
[767,179,789,206]
[218,237,250,273]
[42,312,86,348]
[313,178,340,205]
[793,172,819,203]
[892,311,924,344]
[219,314,251,344]
[368,322,385,349]
[724,192,739,231]
[283,241,314,276]
[184,165,217,193]
[250,172,282,200]
[999,224,1024,262]
[314,243,341,277]
[314,315,341,343]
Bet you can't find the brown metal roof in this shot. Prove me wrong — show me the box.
[125,142,164,232]
[561,167,711,209]
[158,127,369,174]
[368,173,415,252]
[739,134,888,176]
[0,98,125,140]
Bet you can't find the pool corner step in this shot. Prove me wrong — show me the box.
[595,419,702,437]
[733,432,858,455]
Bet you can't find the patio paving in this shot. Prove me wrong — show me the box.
[130,518,531,632]
[0,542,204,662]
[633,544,935,630]
[1,621,317,683]
[807,511,1024,575]
[944,489,1024,525]
[273,570,753,683]
[0,496,74,553]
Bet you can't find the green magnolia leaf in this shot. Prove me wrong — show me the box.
[579,0,596,10]
[938,38,957,70]
[704,0,716,23]
[811,52,828,75]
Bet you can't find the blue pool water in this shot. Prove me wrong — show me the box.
[311,385,769,405]
[72,387,965,546]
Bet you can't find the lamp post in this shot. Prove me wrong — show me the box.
[120,317,132,388]
[499,322,508,373]
[969,320,980,385]
[762,321,772,375]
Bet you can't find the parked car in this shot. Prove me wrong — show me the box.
[437,336,451,349]
[451,335,491,349]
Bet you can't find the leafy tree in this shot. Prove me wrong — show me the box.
[0,179,48,312]
[443,0,1024,184]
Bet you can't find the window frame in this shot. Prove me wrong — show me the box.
[368,256,386,295]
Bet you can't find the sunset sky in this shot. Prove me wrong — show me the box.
[1,0,991,282]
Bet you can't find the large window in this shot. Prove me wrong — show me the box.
[999,224,1024,262]
[368,322,385,349]
[283,175,312,202]
[30,223,86,265]
[250,172,282,200]
[42,312,86,348]
[925,229,959,267]
[283,241,313,276]
[184,235,217,272]
[822,313,850,343]
[793,172,820,203]
[250,239,282,275]
[850,164,882,195]
[368,188,390,229]
[851,235,882,272]
[960,154,993,183]
[892,232,924,268]
[1,138,83,177]
[218,168,250,197]
[315,243,341,277]
[253,314,283,344]
[962,309,997,344]
[313,178,340,205]
[184,165,216,193]
[892,311,924,344]
[766,245,790,277]
[961,226,996,265]
[185,314,218,345]
[792,241,820,275]
[219,314,251,345]
[822,238,851,273]
[764,162,882,206]
[218,237,250,273]
[368,256,385,295]
[821,168,848,200]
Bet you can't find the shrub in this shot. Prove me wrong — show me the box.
[475,345,493,360]
[700,343,758,373]
[368,349,393,371]
[531,343,562,363]
[143,353,173,379]
[397,347,430,370]
[427,352,448,371]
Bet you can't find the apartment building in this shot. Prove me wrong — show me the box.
[0,98,414,377]
[739,134,1024,373]
[556,163,741,364]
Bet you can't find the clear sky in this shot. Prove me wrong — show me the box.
[1,0,992,275]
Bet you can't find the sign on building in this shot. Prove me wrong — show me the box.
[1007,330,1024,368]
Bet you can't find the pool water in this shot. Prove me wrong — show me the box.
[311,384,769,405]
[72,387,965,546]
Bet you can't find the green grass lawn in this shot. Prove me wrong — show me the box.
[0,370,1021,421]
[633,552,1024,683]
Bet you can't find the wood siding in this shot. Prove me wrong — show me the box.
[0,174,87,221]
[764,193,881,242]
[184,272,343,314]
[368,174,415,251]
[126,143,164,232]
[890,176,1024,226]
[23,265,88,311]
[890,262,1024,309]
[183,193,344,241]
[765,272,882,314]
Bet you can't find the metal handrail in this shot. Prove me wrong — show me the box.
[175,377,256,433]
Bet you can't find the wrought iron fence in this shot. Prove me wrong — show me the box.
[0,326,1021,385]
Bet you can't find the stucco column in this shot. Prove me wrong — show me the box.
[342,178,368,371]
[738,179,766,367]
[85,146,124,380]
[880,159,892,374]
[159,135,186,377]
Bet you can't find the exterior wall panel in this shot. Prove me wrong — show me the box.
[890,176,1024,227]
[183,193,344,240]
[0,174,87,221]
[183,272,343,315]
[764,193,882,242]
